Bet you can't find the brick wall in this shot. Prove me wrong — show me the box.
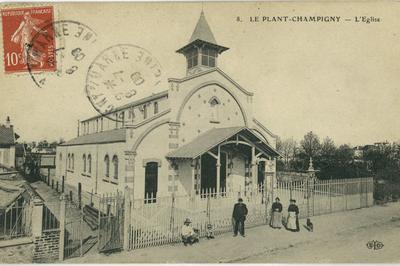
[33,230,60,262]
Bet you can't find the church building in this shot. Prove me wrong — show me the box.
[56,12,280,203]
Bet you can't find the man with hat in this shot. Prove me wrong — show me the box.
[232,198,248,237]
[181,218,199,246]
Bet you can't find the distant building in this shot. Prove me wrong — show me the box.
[15,143,26,170]
[56,12,280,203]
[0,116,19,170]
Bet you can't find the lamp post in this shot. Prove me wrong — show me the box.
[307,157,316,217]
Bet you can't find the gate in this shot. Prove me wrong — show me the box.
[63,199,98,260]
[98,192,125,253]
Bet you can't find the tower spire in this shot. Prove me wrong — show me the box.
[177,11,229,76]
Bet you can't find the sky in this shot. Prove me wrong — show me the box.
[1,2,399,146]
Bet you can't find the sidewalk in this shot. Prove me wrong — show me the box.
[67,202,400,263]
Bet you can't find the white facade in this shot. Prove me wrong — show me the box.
[55,12,279,205]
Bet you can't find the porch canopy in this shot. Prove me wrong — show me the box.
[166,126,280,160]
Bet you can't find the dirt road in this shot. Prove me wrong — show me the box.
[239,214,400,263]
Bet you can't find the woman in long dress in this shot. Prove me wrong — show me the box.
[286,199,300,232]
[270,197,283,229]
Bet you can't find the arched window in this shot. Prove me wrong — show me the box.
[104,155,110,177]
[209,97,221,123]
[87,154,92,174]
[71,154,74,170]
[154,102,159,114]
[143,105,147,119]
[83,154,86,172]
[112,155,118,180]
[67,154,70,169]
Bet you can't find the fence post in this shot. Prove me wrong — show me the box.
[58,195,66,261]
[329,178,332,213]
[31,198,44,237]
[264,180,269,224]
[123,186,132,250]
[344,182,348,210]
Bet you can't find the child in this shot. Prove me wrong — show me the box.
[206,223,214,239]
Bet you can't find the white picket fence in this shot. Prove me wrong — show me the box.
[127,177,373,250]
[128,185,266,250]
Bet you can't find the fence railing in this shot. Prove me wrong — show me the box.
[128,185,267,250]
[128,177,373,250]
[275,177,374,219]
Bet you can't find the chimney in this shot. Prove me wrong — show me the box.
[5,116,11,128]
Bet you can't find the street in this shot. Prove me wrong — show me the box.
[67,202,400,263]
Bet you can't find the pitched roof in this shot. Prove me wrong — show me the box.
[166,127,280,159]
[189,11,217,45]
[60,128,126,146]
[176,12,229,54]
[0,125,15,146]
[82,90,168,122]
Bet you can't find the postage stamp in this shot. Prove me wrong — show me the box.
[1,6,55,73]
[85,44,163,121]
[27,20,98,88]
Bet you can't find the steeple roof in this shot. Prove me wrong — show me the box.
[176,11,229,54]
[189,11,217,45]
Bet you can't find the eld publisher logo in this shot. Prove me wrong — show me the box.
[366,240,384,250]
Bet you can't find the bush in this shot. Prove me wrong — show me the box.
[374,181,400,202]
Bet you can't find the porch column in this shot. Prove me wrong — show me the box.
[123,150,136,250]
[216,145,221,194]
[251,146,257,191]
[191,159,196,197]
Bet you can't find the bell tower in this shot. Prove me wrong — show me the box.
[176,11,229,76]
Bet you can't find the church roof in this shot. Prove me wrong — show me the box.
[166,126,280,159]
[189,11,217,45]
[176,11,229,54]
[60,128,126,146]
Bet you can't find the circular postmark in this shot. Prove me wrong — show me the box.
[27,20,98,88]
[85,44,163,122]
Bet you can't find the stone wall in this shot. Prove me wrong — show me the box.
[33,230,60,263]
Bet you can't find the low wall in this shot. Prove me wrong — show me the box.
[0,238,34,263]
[33,230,60,263]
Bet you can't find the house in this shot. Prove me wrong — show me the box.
[56,12,280,204]
[0,116,19,171]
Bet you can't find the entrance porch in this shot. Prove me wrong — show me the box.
[166,127,280,197]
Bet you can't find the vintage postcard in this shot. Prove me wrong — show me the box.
[0,1,399,264]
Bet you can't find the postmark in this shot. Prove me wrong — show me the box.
[27,20,98,88]
[1,6,55,74]
[85,44,163,122]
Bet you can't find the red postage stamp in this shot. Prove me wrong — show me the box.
[1,6,56,73]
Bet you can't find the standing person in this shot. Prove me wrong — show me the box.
[232,198,248,237]
[270,197,283,229]
[286,199,300,232]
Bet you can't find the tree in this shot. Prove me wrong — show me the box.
[300,131,321,159]
[276,137,297,171]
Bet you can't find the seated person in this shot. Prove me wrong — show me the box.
[181,218,199,245]
[206,223,214,239]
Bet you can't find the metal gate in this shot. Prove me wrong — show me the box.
[63,199,98,260]
[98,192,124,253]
